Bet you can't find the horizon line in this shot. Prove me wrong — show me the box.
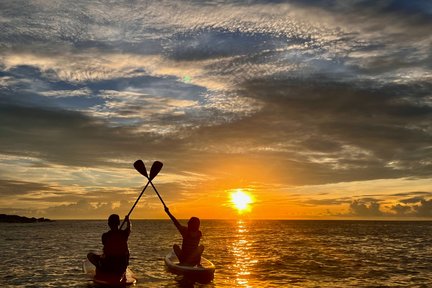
[45,218,432,221]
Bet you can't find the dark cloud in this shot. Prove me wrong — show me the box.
[412,199,432,217]
[349,200,383,217]
[0,98,251,181]
[277,0,432,27]
[300,137,342,153]
[357,197,382,203]
[44,199,126,219]
[322,192,432,218]
[0,207,44,217]
[400,196,426,204]
[388,196,432,217]
[258,0,432,76]
[226,77,432,182]
[165,28,301,61]
[16,187,135,203]
[42,197,168,219]
[237,0,432,18]
[0,179,59,196]
[391,191,432,197]
[0,103,160,167]
[390,197,432,217]
[302,197,352,206]
[390,203,412,216]
[306,191,432,218]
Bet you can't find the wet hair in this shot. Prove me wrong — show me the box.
[108,214,120,228]
[187,217,200,231]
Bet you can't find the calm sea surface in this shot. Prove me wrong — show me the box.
[1,220,432,287]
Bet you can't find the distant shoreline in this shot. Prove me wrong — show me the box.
[0,214,54,223]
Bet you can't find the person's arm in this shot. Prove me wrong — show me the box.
[123,215,131,236]
[164,206,185,234]
[102,232,107,245]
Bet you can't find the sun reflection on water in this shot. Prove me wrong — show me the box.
[230,220,258,287]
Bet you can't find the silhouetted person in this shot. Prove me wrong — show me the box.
[87,214,131,277]
[164,207,204,266]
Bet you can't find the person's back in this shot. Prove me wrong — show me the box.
[180,217,202,258]
[102,229,129,257]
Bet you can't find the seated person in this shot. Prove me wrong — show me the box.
[87,214,131,277]
[164,206,204,266]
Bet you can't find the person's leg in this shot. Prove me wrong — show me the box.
[197,245,204,255]
[185,245,204,266]
[197,244,204,263]
[119,256,129,273]
[87,252,101,268]
[99,256,126,278]
[114,256,129,280]
[195,245,204,266]
[173,244,184,263]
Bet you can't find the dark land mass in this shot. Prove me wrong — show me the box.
[0,214,54,223]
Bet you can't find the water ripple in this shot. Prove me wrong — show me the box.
[1,220,432,287]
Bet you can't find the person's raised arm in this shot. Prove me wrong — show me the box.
[123,215,131,236]
[164,206,184,234]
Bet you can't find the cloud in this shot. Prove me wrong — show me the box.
[43,199,127,219]
[0,178,180,218]
[229,77,432,182]
[0,46,266,133]
[391,191,432,197]
[412,199,432,217]
[0,0,431,218]
[0,103,147,167]
[343,193,432,218]
[390,204,412,216]
[3,0,431,87]
[349,200,383,217]
[165,28,294,61]
[388,196,432,217]
[0,179,59,197]
[400,196,426,204]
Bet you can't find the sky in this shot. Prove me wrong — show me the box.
[0,0,431,220]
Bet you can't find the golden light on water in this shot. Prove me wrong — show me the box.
[230,190,254,213]
[230,220,257,287]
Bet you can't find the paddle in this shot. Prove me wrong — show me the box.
[119,160,163,229]
[134,160,167,209]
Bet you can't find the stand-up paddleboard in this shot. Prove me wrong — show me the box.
[164,250,215,283]
[83,258,137,287]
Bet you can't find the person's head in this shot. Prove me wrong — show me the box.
[187,216,200,232]
[108,214,120,230]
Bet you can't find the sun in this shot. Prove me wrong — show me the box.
[230,190,253,213]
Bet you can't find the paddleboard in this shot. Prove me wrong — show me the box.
[164,250,215,283]
[83,258,137,287]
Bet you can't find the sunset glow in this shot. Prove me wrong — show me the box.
[0,1,431,221]
[230,190,253,213]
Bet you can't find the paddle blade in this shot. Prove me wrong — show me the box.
[149,161,163,180]
[133,160,148,178]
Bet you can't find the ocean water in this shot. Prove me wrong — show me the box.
[1,220,432,287]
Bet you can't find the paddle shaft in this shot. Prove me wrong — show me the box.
[149,180,167,208]
[120,180,151,229]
